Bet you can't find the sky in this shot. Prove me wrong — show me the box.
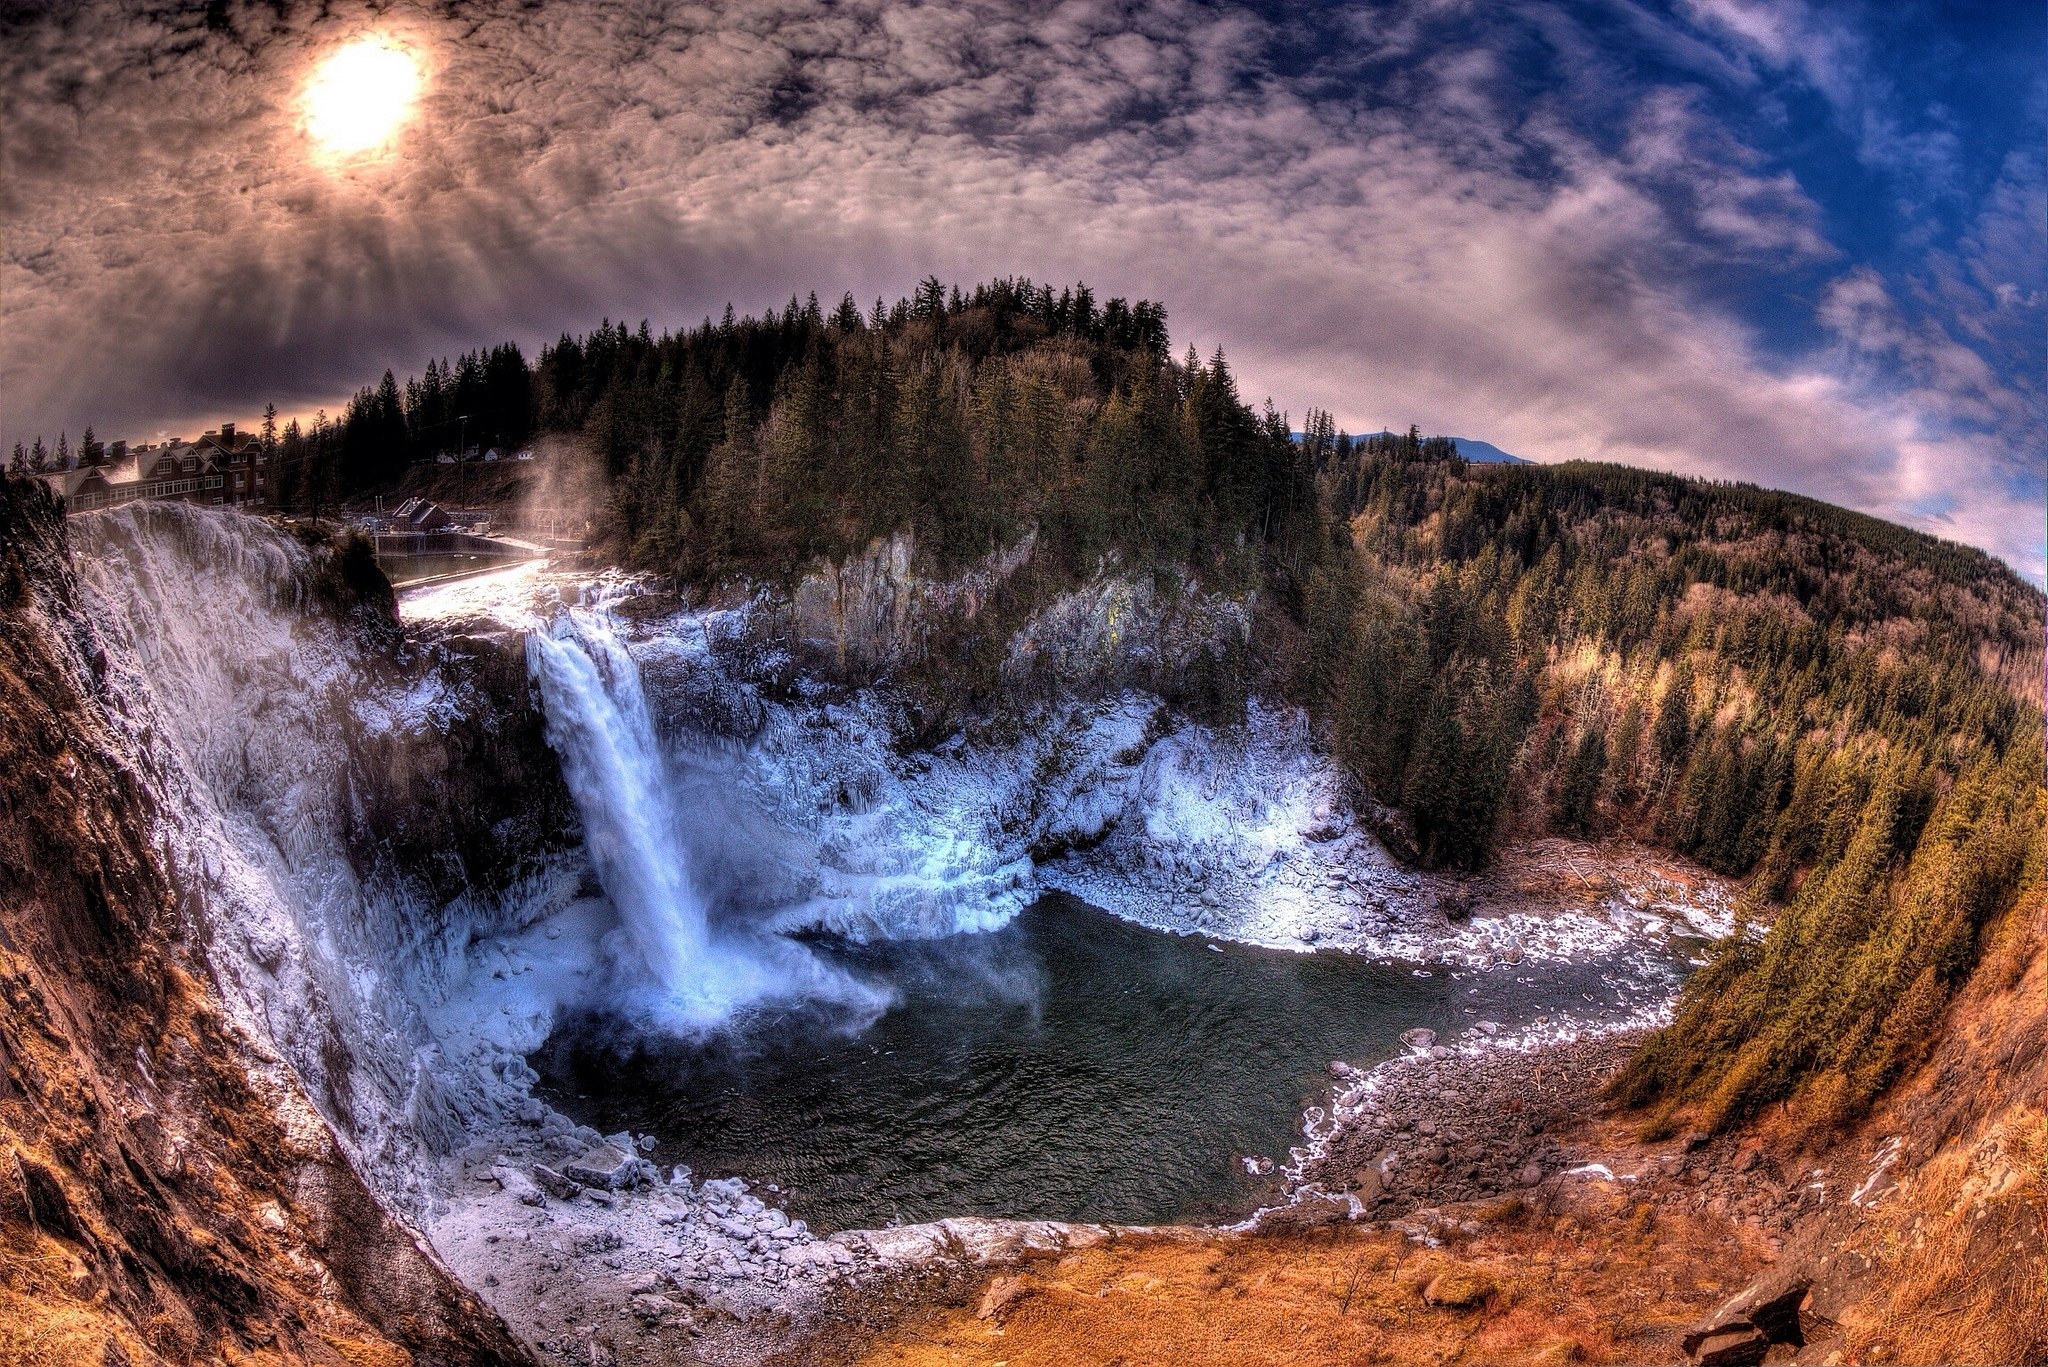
[2,0,2041,579]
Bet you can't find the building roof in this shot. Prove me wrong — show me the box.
[33,466,102,497]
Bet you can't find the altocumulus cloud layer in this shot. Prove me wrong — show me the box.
[3,0,2041,577]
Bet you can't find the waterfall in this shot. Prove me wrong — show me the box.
[527,587,888,1034]
[528,595,710,981]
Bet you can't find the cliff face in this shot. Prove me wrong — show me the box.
[778,529,1253,705]
[62,501,581,1216]
[0,478,529,1365]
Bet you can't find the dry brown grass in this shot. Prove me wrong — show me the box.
[1818,885,2048,1366]
[1846,1105,2048,1366]
[848,1188,1759,1367]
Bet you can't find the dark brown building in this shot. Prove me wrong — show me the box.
[45,423,271,512]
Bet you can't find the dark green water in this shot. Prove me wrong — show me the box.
[532,893,1673,1231]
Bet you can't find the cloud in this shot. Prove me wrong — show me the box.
[0,0,2039,578]
[1677,0,1963,198]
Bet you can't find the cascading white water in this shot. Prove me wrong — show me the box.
[528,592,710,981]
[527,586,889,1033]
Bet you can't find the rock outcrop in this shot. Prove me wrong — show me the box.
[1680,1274,1812,1362]
[0,476,529,1364]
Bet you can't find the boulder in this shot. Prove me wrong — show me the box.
[1682,1275,1813,1356]
[976,1274,1033,1321]
[531,1163,581,1200]
[491,1164,544,1206]
[630,1292,677,1323]
[1421,1268,1495,1309]
[1400,1028,1437,1052]
[565,1143,639,1190]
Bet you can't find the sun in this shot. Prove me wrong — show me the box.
[304,38,422,159]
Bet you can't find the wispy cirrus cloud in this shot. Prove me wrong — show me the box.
[1,0,2039,578]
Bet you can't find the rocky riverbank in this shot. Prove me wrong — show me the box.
[1281,1006,1820,1262]
[430,1120,1138,1366]
[1291,1027,1646,1221]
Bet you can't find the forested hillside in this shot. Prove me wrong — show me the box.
[294,278,1318,589]
[1305,438,2044,1135]
[273,276,2047,1139]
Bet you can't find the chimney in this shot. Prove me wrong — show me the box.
[220,422,236,442]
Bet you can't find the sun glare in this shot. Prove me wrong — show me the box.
[304,38,421,159]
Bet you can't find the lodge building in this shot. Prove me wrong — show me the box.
[38,424,272,512]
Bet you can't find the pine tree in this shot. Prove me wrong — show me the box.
[1654,665,1693,766]
[1401,685,1467,863]
[1557,723,1608,834]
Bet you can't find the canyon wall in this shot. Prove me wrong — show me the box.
[0,479,532,1365]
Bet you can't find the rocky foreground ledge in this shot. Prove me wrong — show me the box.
[431,1117,1151,1366]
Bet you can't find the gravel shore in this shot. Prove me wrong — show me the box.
[1293,1027,1646,1218]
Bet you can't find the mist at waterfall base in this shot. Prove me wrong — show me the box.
[526,591,893,1038]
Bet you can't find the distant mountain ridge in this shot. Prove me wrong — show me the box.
[1445,436,1528,464]
[1364,430,1529,464]
[1293,430,1530,463]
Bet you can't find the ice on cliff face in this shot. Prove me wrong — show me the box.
[421,570,1443,981]
[70,504,513,1213]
